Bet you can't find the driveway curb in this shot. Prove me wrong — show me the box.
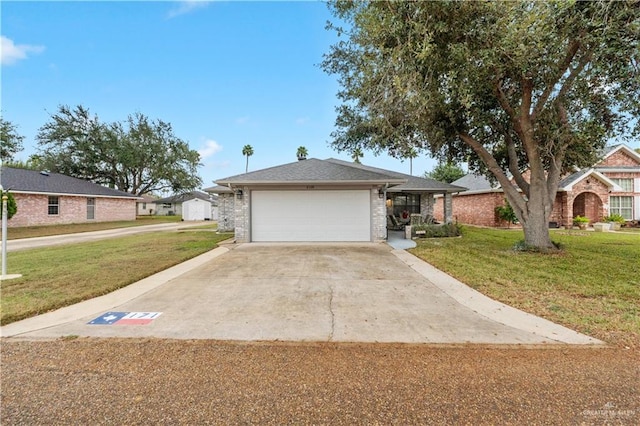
[1,247,229,337]
[391,249,604,345]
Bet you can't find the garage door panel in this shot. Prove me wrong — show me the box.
[252,190,371,242]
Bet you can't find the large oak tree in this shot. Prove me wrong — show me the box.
[36,105,202,195]
[322,0,640,249]
[0,118,24,162]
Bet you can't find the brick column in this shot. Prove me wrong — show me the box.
[420,193,435,220]
[234,187,250,242]
[371,188,387,242]
[444,193,453,224]
[218,193,235,232]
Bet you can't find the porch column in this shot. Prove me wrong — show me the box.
[420,193,435,220]
[444,193,453,224]
[564,193,574,229]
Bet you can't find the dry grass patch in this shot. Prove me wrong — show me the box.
[0,231,233,325]
[409,227,640,348]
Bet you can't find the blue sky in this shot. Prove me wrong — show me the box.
[1,0,439,191]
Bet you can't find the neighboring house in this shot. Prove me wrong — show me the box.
[153,191,213,221]
[0,167,138,228]
[434,144,640,227]
[214,158,465,243]
[136,194,158,216]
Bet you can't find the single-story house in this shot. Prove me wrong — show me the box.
[136,194,158,216]
[213,158,465,242]
[434,144,640,227]
[153,191,215,221]
[1,166,138,228]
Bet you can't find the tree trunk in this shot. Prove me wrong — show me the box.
[521,204,554,250]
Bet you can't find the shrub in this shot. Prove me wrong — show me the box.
[412,223,462,238]
[495,200,519,225]
[573,215,589,224]
[0,191,18,220]
[603,214,625,223]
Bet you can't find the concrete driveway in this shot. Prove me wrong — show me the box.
[2,243,601,344]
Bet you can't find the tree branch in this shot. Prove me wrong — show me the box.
[546,104,571,205]
[459,133,526,214]
[521,77,533,121]
[493,77,516,120]
[532,38,580,121]
[505,132,530,197]
[556,49,593,102]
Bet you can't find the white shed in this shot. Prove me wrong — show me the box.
[182,198,212,221]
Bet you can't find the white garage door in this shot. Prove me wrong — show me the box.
[251,190,371,242]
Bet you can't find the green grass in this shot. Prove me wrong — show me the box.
[619,227,640,233]
[5,215,185,240]
[0,231,233,325]
[409,227,640,347]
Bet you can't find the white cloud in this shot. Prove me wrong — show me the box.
[296,117,310,125]
[1,36,45,66]
[198,139,223,160]
[235,116,250,125]
[167,1,209,19]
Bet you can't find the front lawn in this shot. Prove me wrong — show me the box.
[6,215,185,240]
[409,227,640,347]
[0,231,233,325]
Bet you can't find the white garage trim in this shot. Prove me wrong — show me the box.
[251,190,371,242]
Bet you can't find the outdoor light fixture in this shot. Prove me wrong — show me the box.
[378,188,385,199]
[235,189,243,199]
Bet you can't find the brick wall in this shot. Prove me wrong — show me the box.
[568,179,609,224]
[434,192,504,226]
[420,193,435,219]
[9,193,136,228]
[234,187,250,243]
[597,150,640,167]
[549,193,566,226]
[217,193,236,232]
[598,150,640,221]
[371,188,386,242]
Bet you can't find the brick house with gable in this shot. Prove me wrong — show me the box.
[1,166,139,228]
[434,144,640,228]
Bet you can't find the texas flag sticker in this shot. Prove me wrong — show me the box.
[88,312,162,325]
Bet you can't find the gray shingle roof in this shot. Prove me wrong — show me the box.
[558,170,587,189]
[215,158,407,186]
[203,185,233,194]
[1,167,138,198]
[138,194,159,202]
[154,191,211,204]
[326,158,467,193]
[558,168,621,190]
[450,173,496,192]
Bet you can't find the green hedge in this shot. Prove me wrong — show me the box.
[411,223,462,238]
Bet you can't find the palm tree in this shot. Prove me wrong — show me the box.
[351,147,364,164]
[404,147,418,176]
[242,144,253,173]
[296,146,308,160]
